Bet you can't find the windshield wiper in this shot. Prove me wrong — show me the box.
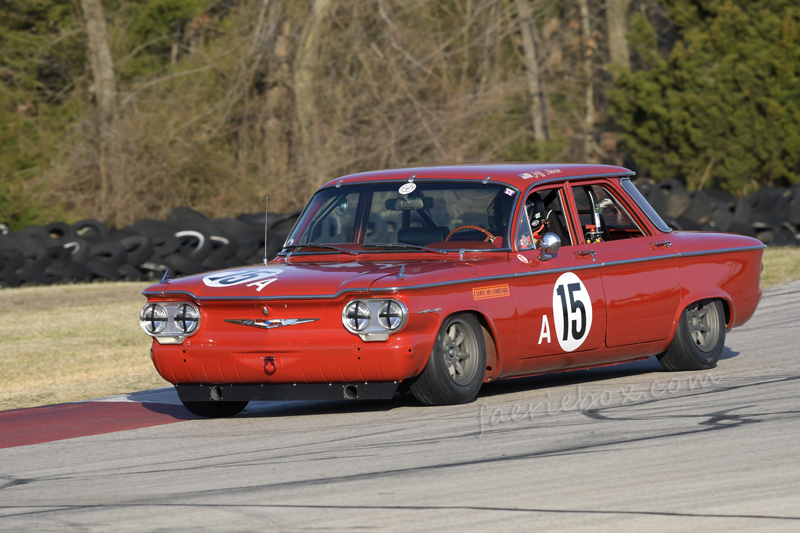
[282,243,358,255]
[361,242,447,256]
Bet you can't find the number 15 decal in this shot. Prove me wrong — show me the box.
[552,272,593,352]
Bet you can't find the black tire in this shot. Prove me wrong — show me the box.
[119,235,155,266]
[44,222,74,239]
[15,265,51,285]
[163,252,205,276]
[87,241,128,269]
[118,263,147,281]
[63,239,92,264]
[18,238,50,269]
[208,235,238,260]
[202,252,230,270]
[0,248,24,271]
[66,261,93,281]
[17,225,50,241]
[86,258,122,280]
[44,264,73,283]
[128,219,178,238]
[0,268,21,288]
[175,230,213,261]
[167,207,207,223]
[181,400,248,418]
[152,233,181,257]
[658,299,726,371]
[72,219,109,237]
[410,313,486,405]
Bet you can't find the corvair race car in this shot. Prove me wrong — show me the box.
[140,164,764,417]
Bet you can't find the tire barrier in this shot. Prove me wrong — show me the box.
[635,180,800,247]
[2,180,796,288]
[0,209,301,288]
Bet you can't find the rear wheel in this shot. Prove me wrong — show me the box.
[181,400,249,418]
[658,299,725,371]
[411,313,485,405]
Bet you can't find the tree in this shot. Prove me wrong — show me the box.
[577,0,596,162]
[605,0,633,72]
[609,0,800,193]
[0,0,84,228]
[514,0,549,147]
[79,0,115,125]
[294,0,332,188]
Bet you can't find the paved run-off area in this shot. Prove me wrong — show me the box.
[1,281,799,531]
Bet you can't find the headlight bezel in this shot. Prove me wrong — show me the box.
[140,301,202,344]
[174,303,200,334]
[140,303,168,335]
[342,301,372,333]
[378,300,405,331]
[342,299,407,341]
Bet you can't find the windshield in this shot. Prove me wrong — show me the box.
[284,181,518,251]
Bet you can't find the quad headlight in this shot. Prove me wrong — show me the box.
[140,304,168,334]
[174,303,200,334]
[378,300,404,331]
[140,302,201,344]
[342,299,407,341]
[343,301,371,332]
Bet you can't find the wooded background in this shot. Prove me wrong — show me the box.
[2,0,799,230]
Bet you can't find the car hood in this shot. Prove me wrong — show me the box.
[143,256,510,301]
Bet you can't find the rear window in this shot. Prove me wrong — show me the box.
[620,178,672,233]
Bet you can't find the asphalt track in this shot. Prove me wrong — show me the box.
[1,280,800,531]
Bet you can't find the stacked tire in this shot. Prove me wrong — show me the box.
[0,208,300,289]
[635,179,800,246]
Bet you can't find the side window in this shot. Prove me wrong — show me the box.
[571,184,645,243]
[516,187,573,250]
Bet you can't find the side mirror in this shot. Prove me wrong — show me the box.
[538,232,561,261]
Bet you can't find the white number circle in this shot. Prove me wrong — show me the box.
[552,272,593,352]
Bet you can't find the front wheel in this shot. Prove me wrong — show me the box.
[658,299,725,371]
[181,400,249,418]
[411,313,486,405]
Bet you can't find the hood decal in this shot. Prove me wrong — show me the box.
[203,268,284,288]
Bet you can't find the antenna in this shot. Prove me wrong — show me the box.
[264,196,269,266]
[263,198,277,275]
[263,197,277,275]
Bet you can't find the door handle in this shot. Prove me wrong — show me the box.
[651,241,672,250]
[574,250,597,263]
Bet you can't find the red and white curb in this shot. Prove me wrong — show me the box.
[0,387,193,449]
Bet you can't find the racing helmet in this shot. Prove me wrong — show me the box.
[526,193,548,234]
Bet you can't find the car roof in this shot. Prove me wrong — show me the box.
[323,163,634,190]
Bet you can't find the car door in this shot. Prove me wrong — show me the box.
[509,185,607,376]
[567,181,680,347]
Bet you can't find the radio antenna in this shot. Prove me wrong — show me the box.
[263,196,277,276]
[263,196,270,268]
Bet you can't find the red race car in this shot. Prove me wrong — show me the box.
[140,164,764,417]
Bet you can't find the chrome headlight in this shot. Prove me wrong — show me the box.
[342,299,407,341]
[140,301,201,344]
[174,303,200,333]
[343,301,371,333]
[378,300,405,330]
[140,304,168,334]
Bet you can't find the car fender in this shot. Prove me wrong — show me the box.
[670,289,734,345]
[404,297,505,382]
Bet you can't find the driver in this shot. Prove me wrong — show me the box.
[525,193,549,247]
